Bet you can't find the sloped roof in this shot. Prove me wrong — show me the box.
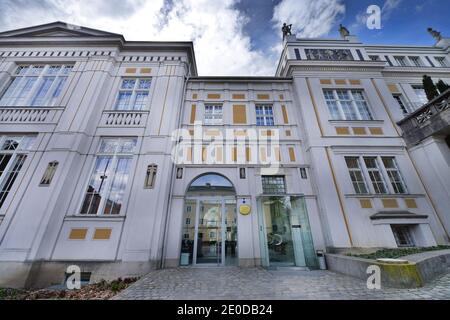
[0,21,124,39]
[0,21,198,76]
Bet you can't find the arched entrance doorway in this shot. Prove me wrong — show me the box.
[180,173,237,266]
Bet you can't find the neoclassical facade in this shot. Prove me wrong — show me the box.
[0,22,449,288]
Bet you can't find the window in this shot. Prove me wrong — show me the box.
[0,65,72,107]
[262,176,286,194]
[80,138,136,215]
[392,225,415,247]
[114,78,151,110]
[255,105,274,126]
[204,105,223,125]
[382,157,407,194]
[300,168,308,179]
[323,90,373,121]
[345,156,408,195]
[393,94,410,115]
[239,168,246,179]
[364,157,388,194]
[0,136,35,208]
[412,85,428,105]
[39,161,59,186]
[408,56,423,67]
[186,218,191,225]
[176,167,183,179]
[369,55,381,61]
[144,164,157,189]
[345,157,368,194]
[435,57,448,68]
[394,56,408,67]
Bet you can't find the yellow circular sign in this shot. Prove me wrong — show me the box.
[239,205,251,215]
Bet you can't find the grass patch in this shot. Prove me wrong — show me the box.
[347,246,450,260]
[0,277,138,300]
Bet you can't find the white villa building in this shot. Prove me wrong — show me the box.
[0,22,449,288]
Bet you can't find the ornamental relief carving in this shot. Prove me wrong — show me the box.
[305,49,354,61]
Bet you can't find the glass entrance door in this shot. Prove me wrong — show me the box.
[262,197,297,266]
[196,199,223,265]
[181,197,237,266]
[258,196,318,268]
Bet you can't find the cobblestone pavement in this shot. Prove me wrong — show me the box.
[114,267,450,300]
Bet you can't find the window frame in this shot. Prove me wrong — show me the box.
[323,89,374,121]
[0,135,35,210]
[363,157,389,194]
[411,85,428,105]
[392,225,415,247]
[261,175,286,194]
[435,56,448,68]
[113,78,152,111]
[382,157,408,194]
[345,156,408,195]
[203,104,223,125]
[345,157,369,195]
[408,56,423,67]
[78,137,137,216]
[0,64,73,107]
[392,94,411,115]
[394,56,408,67]
[255,105,275,126]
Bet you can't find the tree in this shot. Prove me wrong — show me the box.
[422,75,439,101]
[436,80,450,94]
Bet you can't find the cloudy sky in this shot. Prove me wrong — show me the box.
[0,0,449,76]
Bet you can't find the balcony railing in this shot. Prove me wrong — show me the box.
[0,107,63,124]
[397,89,450,146]
[100,110,149,127]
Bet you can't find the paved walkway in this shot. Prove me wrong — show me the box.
[114,267,450,300]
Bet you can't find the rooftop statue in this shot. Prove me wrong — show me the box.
[282,23,292,39]
[427,27,442,42]
[339,24,350,38]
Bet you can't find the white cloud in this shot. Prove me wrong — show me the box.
[272,0,345,38]
[0,0,275,76]
[382,0,403,19]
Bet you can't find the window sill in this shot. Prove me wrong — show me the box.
[0,105,65,110]
[65,215,126,222]
[344,194,425,199]
[329,120,384,125]
[105,110,149,113]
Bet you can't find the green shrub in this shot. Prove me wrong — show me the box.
[348,245,450,260]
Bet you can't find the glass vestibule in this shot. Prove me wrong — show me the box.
[181,197,237,266]
[180,173,237,266]
[258,196,318,269]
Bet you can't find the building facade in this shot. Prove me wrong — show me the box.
[0,22,449,288]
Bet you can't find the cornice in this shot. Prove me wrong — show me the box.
[281,60,386,76]
[188,76,292,83]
